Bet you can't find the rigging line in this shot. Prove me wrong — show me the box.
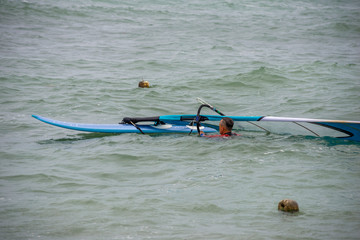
[197,97,225,116]
[247,121,271,134]
[130,120,145,134]
[293,121,320,137]
[188,119,195,135]
[198,97,270,134]
[196,104,223,135]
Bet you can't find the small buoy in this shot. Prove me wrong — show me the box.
[138,80,150,88]
[278,199,299,212]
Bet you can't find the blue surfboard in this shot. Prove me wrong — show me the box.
[32,115,217,134]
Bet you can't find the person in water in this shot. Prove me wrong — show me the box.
[200,117,240,137]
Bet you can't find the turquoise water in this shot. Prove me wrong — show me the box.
[1,0,360,239]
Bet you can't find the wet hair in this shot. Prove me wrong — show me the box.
[221,117,234,130]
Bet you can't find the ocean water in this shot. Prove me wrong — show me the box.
[1,0,360,239]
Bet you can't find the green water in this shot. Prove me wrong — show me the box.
[1,0,360,239]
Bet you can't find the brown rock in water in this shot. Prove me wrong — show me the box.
[138,80,150,88]
[278,199,299,212]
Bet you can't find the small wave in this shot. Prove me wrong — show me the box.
[211,45,234,51]
[333,22,360,33]
[0,173,61,183]
[37,132,118,144]
[246,66,289,83]
[190,203,228,214]
[212,66,290,89]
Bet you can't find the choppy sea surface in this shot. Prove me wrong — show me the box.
[1,0,360,239]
